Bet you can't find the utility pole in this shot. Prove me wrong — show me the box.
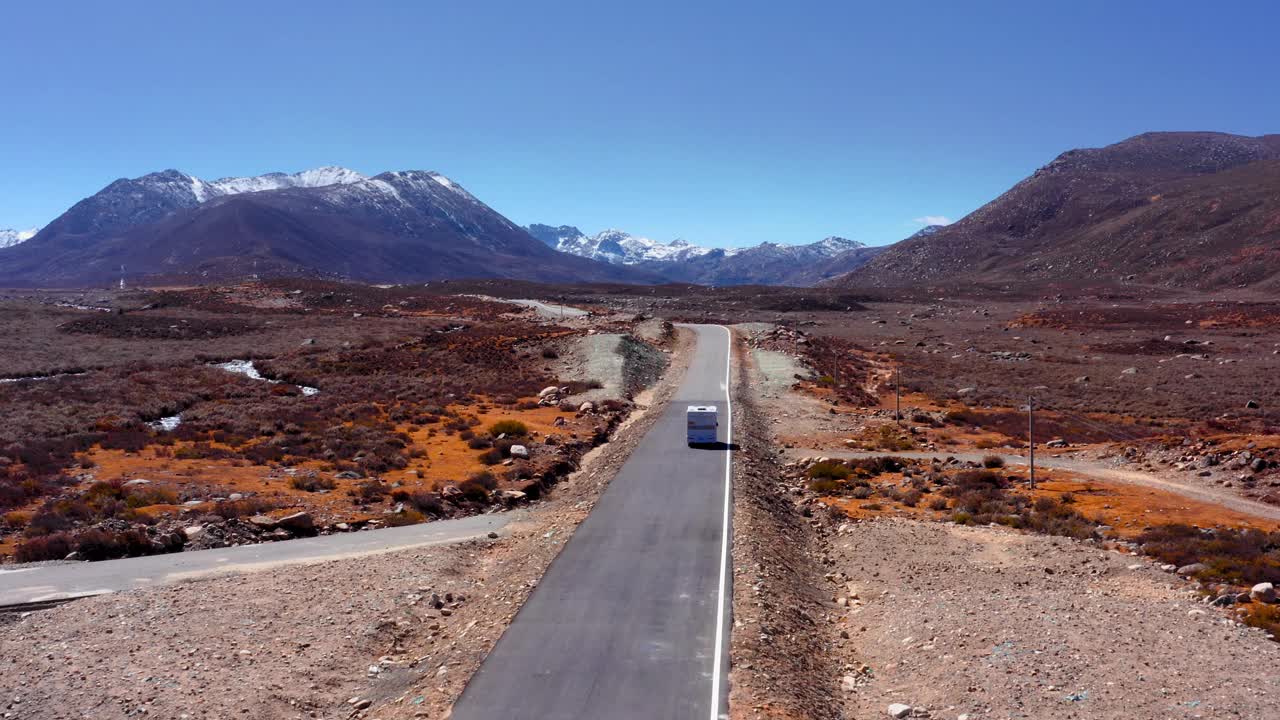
[1028,394,1036,490]
[895,367,901,423]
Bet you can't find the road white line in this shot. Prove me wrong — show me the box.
[709,325,732,719]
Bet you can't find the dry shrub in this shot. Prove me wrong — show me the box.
[942,470,1097,539]
[210,496,277,519]
[488,420,529,437]
[288,475,337,492]
[1243,604,1280,638]
[875,425,916,452]
[459,471,497,502]
[1136,524,1280,586]
[14,532,74,563]
[383,509,427,527]
[351,480,391,504]
[3,510,33,530]
[982,455,1006,469]
[808,462,852,480]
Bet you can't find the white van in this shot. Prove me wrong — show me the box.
[686,405,719,446]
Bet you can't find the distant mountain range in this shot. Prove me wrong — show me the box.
[0,168,650,287]
[837,132,1280,290]
[527,225,886,285]
[0,228,37,249]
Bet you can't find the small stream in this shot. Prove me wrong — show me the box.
[213,359,320,395]
[148,360,318,433]
[0,371,87,384]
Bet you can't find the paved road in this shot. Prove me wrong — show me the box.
[801,448,1280,522]
[0,512,513,607]
[453,324,733,720]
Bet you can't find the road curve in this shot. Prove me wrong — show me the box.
[452,324,733,720]
[0,512,513,608]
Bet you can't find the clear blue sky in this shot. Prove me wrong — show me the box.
[2,1,1277,247]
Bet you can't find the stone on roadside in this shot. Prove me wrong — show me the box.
[1250,582,1276,603]
[247,515,278,530]
[276,511,315,534]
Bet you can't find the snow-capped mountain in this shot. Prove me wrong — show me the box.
[526,224,875,285]
[527,225,718,264]
[0,169,651,287]
[192,166,366,200]
[0,228,38,249]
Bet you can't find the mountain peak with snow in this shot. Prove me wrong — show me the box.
[530,227,716,265]
[524,222,878,284]
[0,228,38,249]
[204,166,366,198]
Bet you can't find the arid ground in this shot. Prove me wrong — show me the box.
[3,281,1278,720]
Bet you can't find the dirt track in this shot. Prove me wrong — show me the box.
[796,449,1280,523]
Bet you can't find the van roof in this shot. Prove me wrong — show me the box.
[686,405,718,413]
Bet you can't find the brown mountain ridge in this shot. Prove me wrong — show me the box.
[837,131,1280,291]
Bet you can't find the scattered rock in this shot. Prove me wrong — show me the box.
[887,703,912,718]
[275,512,315,535]
[1251,582,1276,603]
[247,515,278,530]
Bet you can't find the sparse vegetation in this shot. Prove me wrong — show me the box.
[488,420,529,437]
[288,475,337,492]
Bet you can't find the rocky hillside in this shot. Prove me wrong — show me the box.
[0,169,649,287]
[528,224,879,286]
[837,132,1280,290]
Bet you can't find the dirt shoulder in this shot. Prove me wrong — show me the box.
[0,329,695,720]
[822,517,1278,719]
[729,331,844,720]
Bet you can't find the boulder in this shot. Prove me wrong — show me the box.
[578,401,595,413]
[123,478,151,487]
[183,526,204,540]
[539,386,560,398]
[509,444,529,459]
[276,511,315,535]
[1176,563,1207,576]
[247,515,278,530]
[496,490,528,503]
[1251,582,1276,603]
[887,704,913,719]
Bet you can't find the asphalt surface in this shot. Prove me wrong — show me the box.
[452,324,733,720]
[0,511,513,607]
